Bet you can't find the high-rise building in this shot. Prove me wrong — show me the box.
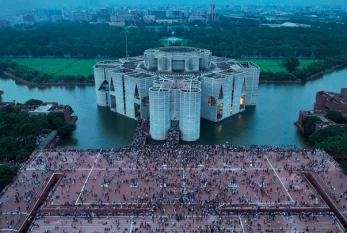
[208,4,216,14]
[207,4,219,22]
[94,46,260,141]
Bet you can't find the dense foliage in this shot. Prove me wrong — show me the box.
[281,56,300,73]
[24,99,43,105]
[301,116,321,137]
[0,164,18,191]
[325,110,345,124]
[1,18,347,58]
[309,125,347,146]
[305,123,347,167]
[0,22,161,58]
[260,55,347,81]
[0,104,76,162]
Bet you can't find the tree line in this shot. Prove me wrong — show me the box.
[0,22,161,58]
[0,18,347,58]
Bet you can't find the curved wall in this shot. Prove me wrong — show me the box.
[149,87,171,140]
[94,67,108,107]
[179,88,201,141]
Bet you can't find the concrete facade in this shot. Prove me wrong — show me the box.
[94,46,260,141]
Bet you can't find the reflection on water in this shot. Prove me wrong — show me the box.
[1,68,347,149]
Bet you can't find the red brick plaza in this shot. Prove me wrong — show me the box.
[1,121,347,232]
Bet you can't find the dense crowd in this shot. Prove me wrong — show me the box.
[0,121,346,233]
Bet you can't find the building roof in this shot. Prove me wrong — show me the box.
[29,104,53,113]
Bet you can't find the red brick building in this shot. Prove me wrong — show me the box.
[0,101,77,123]
[314,88,347,111]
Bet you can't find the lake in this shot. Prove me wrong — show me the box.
[1,69,346,149]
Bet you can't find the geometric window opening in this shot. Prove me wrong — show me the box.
[122,77,126,115]
[240,95,245,111]
[242,79,246,91]
[111,95,116,109]
[231,79,235,101]
[208,96,216,106]
[110,78,115,92]
[217,103,223,120]
[134,84,140,100]
[218,86,224,100]
[98,80,110,91]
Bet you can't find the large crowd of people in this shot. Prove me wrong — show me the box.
[0,120,346,232]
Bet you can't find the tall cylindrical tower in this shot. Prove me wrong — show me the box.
[200,50,212,70]
[179,88,201,141]
[94,65,108,107]
[149,87,171,140]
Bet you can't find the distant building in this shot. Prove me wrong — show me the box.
[41,9,62,22]
[23,15,35,25]
[69,11,89,22]
[143,15,156,23]
[0,20,10,28]
[295,88,347,133]
[99,8,108,15]
[314,88,347,111]
[110,14,134,22]
[188,15,206,23]
[147,10,167,19]
[207,4,219,22]
[0,102,77,123]
[208,4,216,14]
[261,22,311,28]
[94,46,260,141]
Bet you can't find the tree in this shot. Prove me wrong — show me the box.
[310,125,347,145]
[325,110,344,123]
[0,164,18,191]
[24,99,43,105]
[281,56,300,73]
[301,116,321,137]
[316,136,347,157]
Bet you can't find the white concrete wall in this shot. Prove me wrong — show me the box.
[149,88,171,140]
[179,89,201,141]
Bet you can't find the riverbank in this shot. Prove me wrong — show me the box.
[259,79,302,84]
[3,72,94,86]
[259,58,347,83]
[306,62,347,81]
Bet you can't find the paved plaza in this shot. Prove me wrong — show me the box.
[0,121,347,232]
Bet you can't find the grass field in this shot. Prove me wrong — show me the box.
[236,59,319,73]
[9,57,319,77]
[10,58,117,77]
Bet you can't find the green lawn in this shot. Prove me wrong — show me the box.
[10,58,117,77]
[236,59,319,73]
